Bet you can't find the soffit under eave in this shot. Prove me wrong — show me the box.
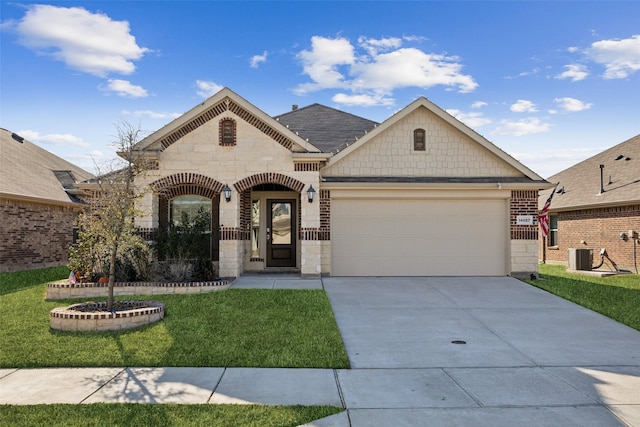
[0,192,87,210]
[325,97,545,181]
[320,181,553,192]
[133,88,321,154]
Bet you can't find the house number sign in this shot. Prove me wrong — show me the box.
[516,215,534,225]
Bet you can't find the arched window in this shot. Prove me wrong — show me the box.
[413,128,426,151]
[169,195,212,258]
[219,118,236,146]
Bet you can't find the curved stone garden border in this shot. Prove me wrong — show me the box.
[50,301,165,332]
[45,279,232,300]
[47,279,232,332]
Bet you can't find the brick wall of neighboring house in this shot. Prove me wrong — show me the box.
[0,198,78,273]
[540,204,640,272]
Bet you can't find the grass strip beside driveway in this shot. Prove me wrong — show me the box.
[0,267,349,369]
[526,264,640,331]
[0,403,343,427]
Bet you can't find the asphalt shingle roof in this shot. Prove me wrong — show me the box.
[273,104,379,153]
[0,128,94,205]
[540,133,640,211]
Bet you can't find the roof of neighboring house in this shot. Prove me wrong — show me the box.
[539,133,640,211]
[273,103,379,153]
[0,128,94,206]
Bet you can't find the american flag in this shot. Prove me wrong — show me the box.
[538,186,557,237]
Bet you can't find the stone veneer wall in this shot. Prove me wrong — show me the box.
[134,111,322,278]
[0,198,77,273]
[540,204,640,272]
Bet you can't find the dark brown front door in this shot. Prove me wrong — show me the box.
[266,200,296,267]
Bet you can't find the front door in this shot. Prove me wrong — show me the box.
[266,199,296,267]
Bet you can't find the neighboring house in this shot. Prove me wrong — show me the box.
[0,128,94,273]
[130,88,551,278]
[539,134,640,273]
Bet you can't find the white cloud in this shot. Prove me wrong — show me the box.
[8,4,149,77]
[493,117,550,136]
[196,80,224,98]
[296,36,355,92]
[585,35,640,79]
[250,51,268,68]
[506,68,541,79]
[556,64,589,82]
[294,35,477,105]
[18,129,89,147]
[104,79,148,98]
[510,100,538,113]
[122,110,181,120]
[554,97,593,112]
[332,92,395,107]
[351,48,478,93]
[471,101,487,109]
[446,109,492,128]
[358,36,402,55]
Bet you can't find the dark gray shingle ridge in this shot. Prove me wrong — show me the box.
[273,103,379,153]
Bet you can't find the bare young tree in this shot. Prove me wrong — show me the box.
[72,122,149,311]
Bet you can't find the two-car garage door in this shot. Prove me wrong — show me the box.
[331,196,509,276]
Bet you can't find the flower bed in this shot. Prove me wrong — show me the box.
[50,300,165,332]
[45,279,232,300]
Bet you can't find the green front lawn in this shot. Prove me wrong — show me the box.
[0,267,349,369]
[525,264,640,331]
[0,403,343,427]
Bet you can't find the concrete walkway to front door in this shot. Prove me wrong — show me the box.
[321,276,640,426]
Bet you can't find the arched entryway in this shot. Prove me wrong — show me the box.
[235,173,305,271]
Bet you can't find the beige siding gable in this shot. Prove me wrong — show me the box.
[323,106,522,178]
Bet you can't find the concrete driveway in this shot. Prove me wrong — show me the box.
[323,276,640,426]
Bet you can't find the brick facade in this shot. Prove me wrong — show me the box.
[510,190,538,240]
[540,204,640,272]
[0,199,78,273]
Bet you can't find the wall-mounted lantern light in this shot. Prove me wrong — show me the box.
[307,185,316,203]
[222,184,232,202]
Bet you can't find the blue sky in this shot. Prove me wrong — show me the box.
[1,1,639,178]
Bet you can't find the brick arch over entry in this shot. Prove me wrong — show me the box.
[234,173,305,193]
[150,173,224,199]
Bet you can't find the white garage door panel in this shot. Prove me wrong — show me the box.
[332,199,507,276]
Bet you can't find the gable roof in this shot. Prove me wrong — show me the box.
[273,103,379,153]
[540,133,640,211]
[325,97,547,183]
[0,128,94,206]
[133,88,321,154]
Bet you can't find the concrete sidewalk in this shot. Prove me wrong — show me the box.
[1,275,639,427]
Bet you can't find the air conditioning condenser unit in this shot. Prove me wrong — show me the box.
[568,248,593,271]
